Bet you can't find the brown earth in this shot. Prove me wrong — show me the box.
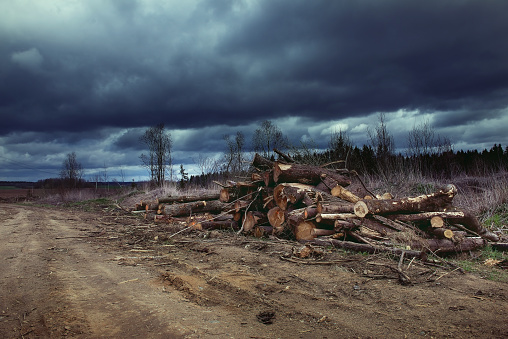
[0,203,507,338]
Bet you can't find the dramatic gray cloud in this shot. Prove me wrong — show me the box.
[1,0,508,181]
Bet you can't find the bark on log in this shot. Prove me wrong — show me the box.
[316,201,355,214]
[315,213,357,223]
[286,207,318,226]
[157,194,220,204]
[252,153,274,170]
[163,200,229,217]
[314,175,339,194]
[192,219,239,231]
[354,184,457,217]
[273,162,351,187]
[273,148,294,163]
[411,237,486,253]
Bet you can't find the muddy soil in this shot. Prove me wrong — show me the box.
[0,203,507,338]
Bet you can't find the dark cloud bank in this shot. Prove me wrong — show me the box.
[1,0,508,181]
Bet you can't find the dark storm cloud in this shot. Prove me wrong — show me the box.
[1,0,507,136]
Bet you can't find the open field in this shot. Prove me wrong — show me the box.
[0,200,506,338]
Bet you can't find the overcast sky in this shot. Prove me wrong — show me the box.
[1,0,508,182]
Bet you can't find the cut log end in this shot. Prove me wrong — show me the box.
[354,201,369,218]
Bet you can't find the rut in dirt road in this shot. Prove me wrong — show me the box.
[0,205,183,338]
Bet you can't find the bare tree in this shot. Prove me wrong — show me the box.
[407,119,452,157]
[139,123,172,187]
[195,154,215,175]
[223,131,246,174]
[60,152,83,188]
[252,120,289,158]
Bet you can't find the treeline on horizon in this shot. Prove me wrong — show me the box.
[22,143,508,190]
[187,143,508,187]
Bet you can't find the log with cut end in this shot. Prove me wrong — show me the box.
[273,162,351,186]
[267,206,285,234]
[316,201,355,214]
[431,228,454,239]
[162,200,229,217]
[353,184,458,218]
[331,185,361,203]
[289,220,336,241]
[219,188,234,202]
[387,209,499,242]
[241,211,268,233]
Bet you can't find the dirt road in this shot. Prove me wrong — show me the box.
[0,204,507,338]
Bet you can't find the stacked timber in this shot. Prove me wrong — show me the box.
[135,153,501,257]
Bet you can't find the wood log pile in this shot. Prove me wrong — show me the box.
[134,153,501,258]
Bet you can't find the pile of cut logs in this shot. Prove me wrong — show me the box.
[134,153,501,257]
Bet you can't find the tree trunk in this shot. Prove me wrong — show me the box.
[157,193,220,204]
[162,200,229,217]
[411,237,486,253]
[354,184,457,217]
[192,219,239,231]
[252,153,274,170]
[273,162,351,187]
[316,201,355,214]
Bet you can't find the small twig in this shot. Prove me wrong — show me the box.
[280,256,358,265]
[435,267,461,281]
[168,226,192,238]
[320,160,345,168]
[118,278,139,284]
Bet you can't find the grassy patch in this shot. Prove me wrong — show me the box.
[452,246,508,282]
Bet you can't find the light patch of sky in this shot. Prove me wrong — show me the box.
[11,48,44,71]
